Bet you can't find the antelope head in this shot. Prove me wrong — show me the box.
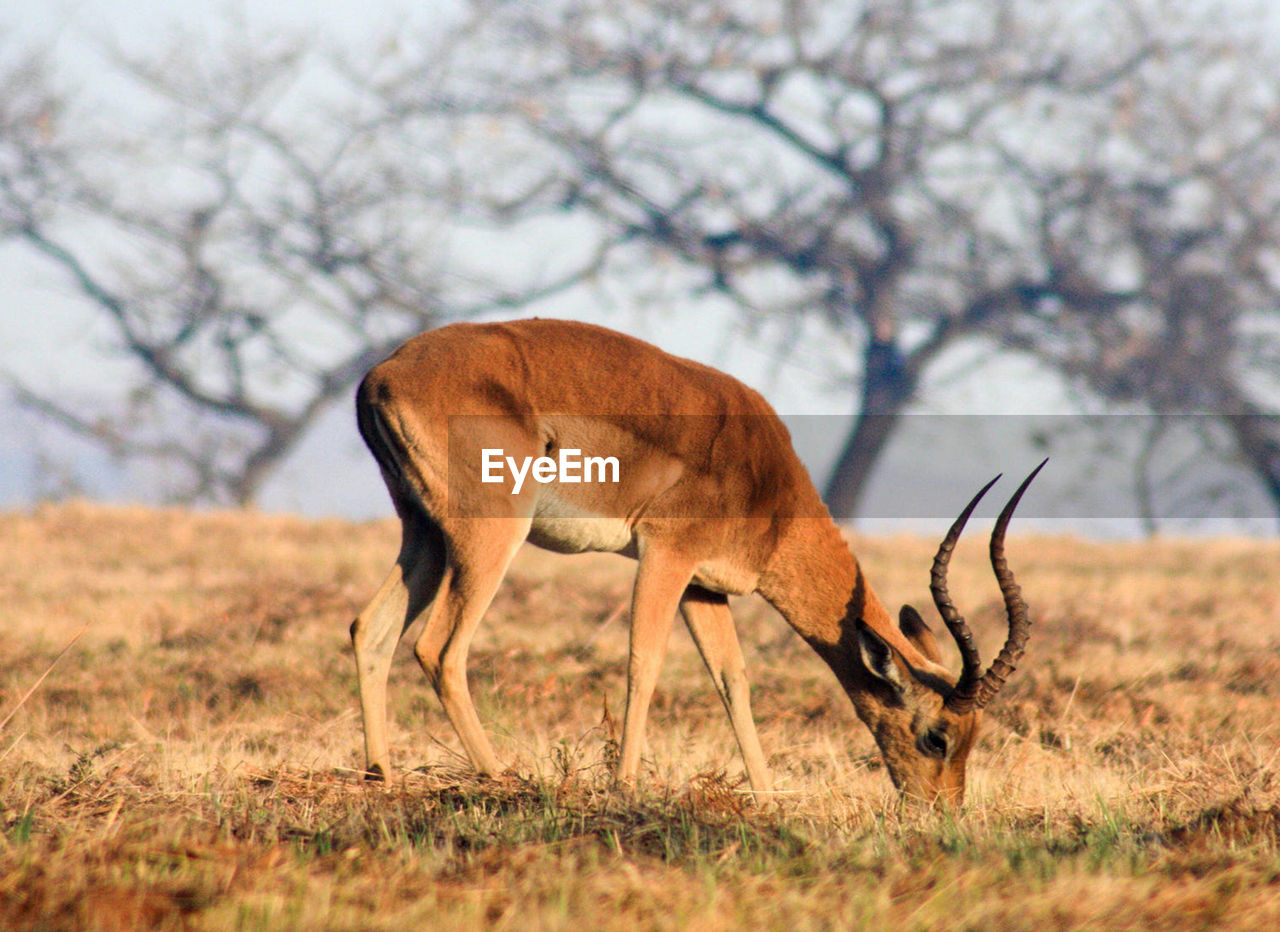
[855,461,1044,806]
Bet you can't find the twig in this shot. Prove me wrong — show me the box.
[585,600,629,647]
[0,620,93,733]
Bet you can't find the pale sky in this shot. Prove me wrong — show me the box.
[2,2,1274,535]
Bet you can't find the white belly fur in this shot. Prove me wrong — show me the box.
[527,493,634,554]
[525,493,759,595]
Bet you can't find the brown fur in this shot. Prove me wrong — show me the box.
[349,318,1009,804]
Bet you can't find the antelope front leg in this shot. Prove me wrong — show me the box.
[680,587,772,796]
[617,547,695,786]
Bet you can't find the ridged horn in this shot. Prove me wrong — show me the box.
[971,458,1047,709]
[933,474,1001,714]
[939,459,1047,715]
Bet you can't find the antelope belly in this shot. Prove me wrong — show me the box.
[527,494,634,554]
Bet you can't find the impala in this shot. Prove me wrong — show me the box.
[350,318,1044,805]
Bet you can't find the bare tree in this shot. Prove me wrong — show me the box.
[8,1,1280,523]
[0,22,607,505]
[990,9,1280,525]
[407,0,1280,521]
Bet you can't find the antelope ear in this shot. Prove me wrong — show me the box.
[857,623,906,694]
[899,604,943,664]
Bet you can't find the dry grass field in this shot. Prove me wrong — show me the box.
[1,503,1278,930]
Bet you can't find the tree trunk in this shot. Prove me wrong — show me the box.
[1223,407,1280,531]
[822,337,916,520]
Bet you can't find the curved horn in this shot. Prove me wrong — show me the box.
[933,473,1002,715]
[971,458,1047,709]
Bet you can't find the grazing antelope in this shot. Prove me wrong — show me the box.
[350,318,1043,805]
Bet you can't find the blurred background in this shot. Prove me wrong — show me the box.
[3,0,1279,537]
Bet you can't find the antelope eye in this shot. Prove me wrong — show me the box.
[918,728,949,759]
